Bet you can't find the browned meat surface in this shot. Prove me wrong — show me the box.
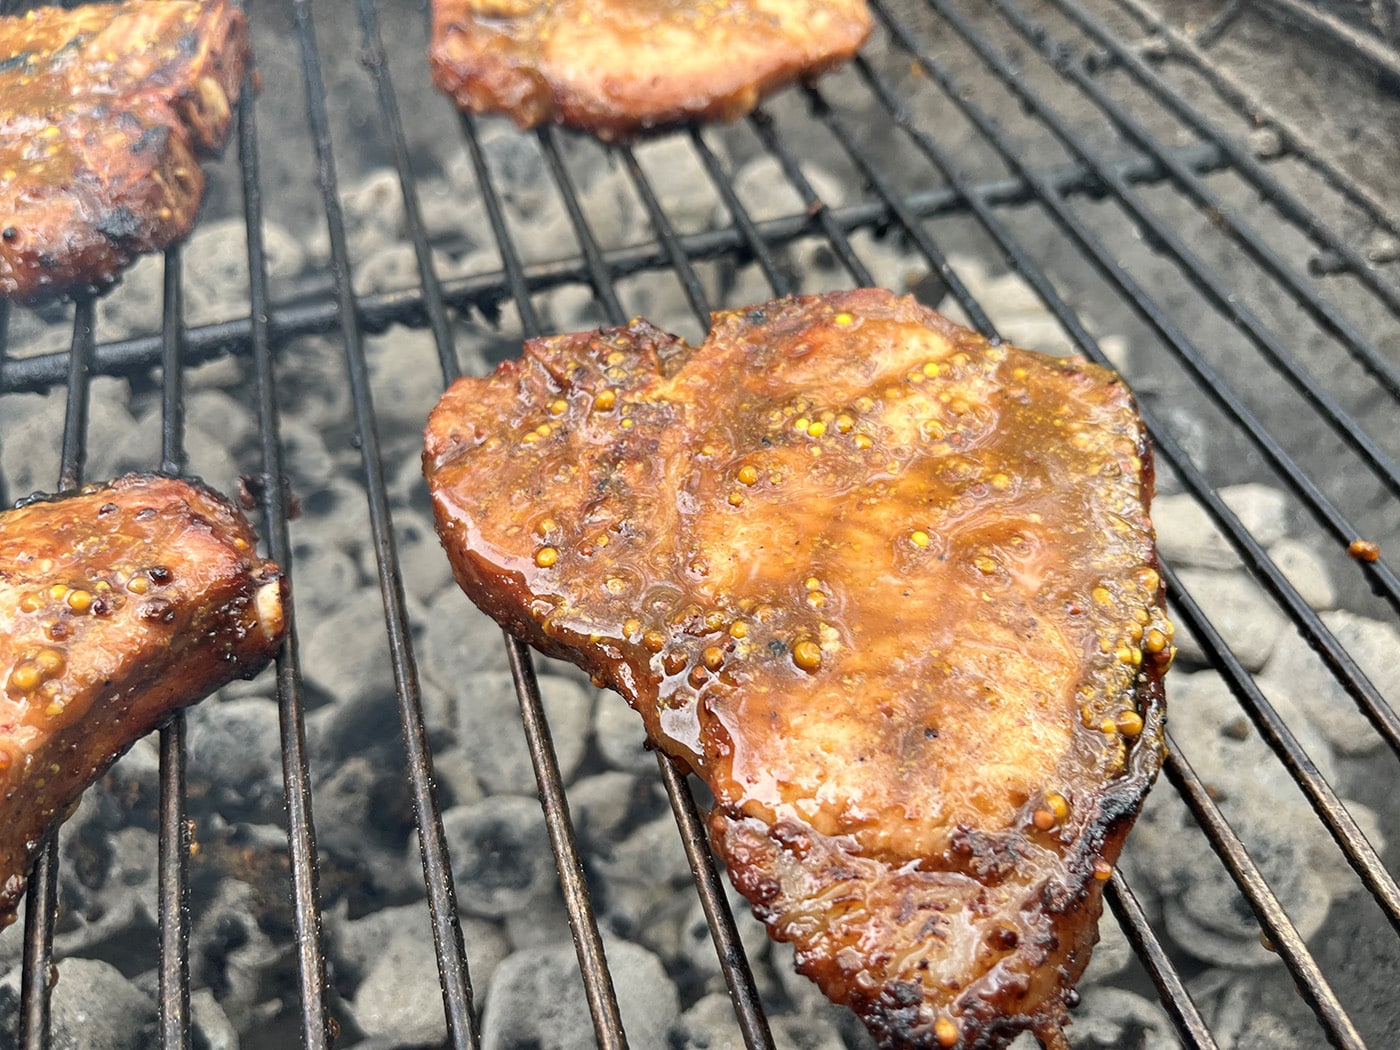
[423,289,1171,1049]
[0,0,250,303]
[0,474,285,927]
[429,0,871,138]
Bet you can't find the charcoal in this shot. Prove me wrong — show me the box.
[190,989,239,1050]
[480,937,679,1050]
[302,593,396,710]
[287,542,363,619]
[278,417,340,489]
[592,687,655,775]
[294,478,375,556]
[1060,987,1176,1050]
[430,671,592,797]
[440,797,559,919]
[1267,537,1338,611]
[347,918,450,1047]
[0,381,138,498]
[1169,567,1286,672]
[677,881,772,995]
[188,879,283,1035]
[365,329,452,436]
[1262,609,1400,755]
[274,336,355,431]
[629,133,728,235]
[0,957,156,1050]
[1153,484,1290,571]
[724,155,849,223]
[309,756,422,900]
[673,991,846,1050]
[361,508,454,608]
[420,588,513,684]
[425,745,488,810]
[339,171,408,261]
[502,885,574,950]
[575,167,644,252]
[186,697,283,821]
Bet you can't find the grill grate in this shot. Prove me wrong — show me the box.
[2,1,1398,1048]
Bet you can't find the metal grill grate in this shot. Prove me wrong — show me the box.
[2,1,1398,1048]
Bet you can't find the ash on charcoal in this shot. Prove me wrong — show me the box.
[302,591,396,710]
[278,417,342,489]
[630,133,728,234]
[437,796,560,919]
[0,381,138,498]
[343,909,450,1048]
[1124,672,1383,969]
[288,541,363,619]
[592,687,655,776]
[677,880,774,999]
[190,989,238,1050]
[365,508,454,606]
[0,957,156,1050]
[481,936,679,1050]
[428,671,592,796]
[1267,537,1338,610]
[308,755,421,901]
[420,587,514,682]
[722,155,849,223]
[673,991,846,1050]
[1260,609,1400,755]
[1059,987,1176,1050]
[1169,567,1286,672]
[1153,484,1291,572]
[188,879,283,1036]
[186,697,284,822]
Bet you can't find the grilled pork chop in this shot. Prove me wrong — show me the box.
[0,0,250,303]
[423,289,1171,1048]
[0,474,285,927]
[429,0,872,138]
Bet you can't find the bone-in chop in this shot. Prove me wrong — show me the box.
[0,474,285,926]
[0,0,251,302]
[423,289,1171,1049]
[429,0,871,139]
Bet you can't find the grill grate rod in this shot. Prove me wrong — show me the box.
[907,2,1400,551]
[1109,0,1400,260]
[875,0,1400,736]
[1011,0,1400,408]
[156,244,192,1050]
[1248,0,1400,78]
[1164,746,1368,1049]
[1056,0,1400,319]
[19,296,95,1050]
[0,139,1236,398]
[1103,876,1219,1050]
[454,106,629,1048]
[350,1,485,1039]
[236,59,335,1050]
[852,2,1400,925]
[615,145,715,319]
[536,116,780,1050]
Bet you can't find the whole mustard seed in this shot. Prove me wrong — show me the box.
[833,312,854,326]
[10,662,42,692]
[66,588,93,612]
[535,547,559,568]
[806,420,826,438]
[729,621,748,639]
[792,640,823,673]
[910,531,930,548]
[1116,710,1144,737]
[934,1016,959,1048]
[702,646,725,671]
[593,389,616,411]
[1092,859,1113,881]
[728,492,744,507]
[737,465,758,486]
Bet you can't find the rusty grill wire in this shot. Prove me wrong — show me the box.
[1,0,1398,1047]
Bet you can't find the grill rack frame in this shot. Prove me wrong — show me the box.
[0,0,1396,1048]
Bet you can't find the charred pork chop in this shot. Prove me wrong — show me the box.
[429,0,872,138]
[0,0,250,303]
[423,289,1171,1048]
[0,474,285,927]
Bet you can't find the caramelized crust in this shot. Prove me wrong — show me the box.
[0,474,285,926]
[424,289,1170,1048]
[0,0,250,303]
[429,0,872,138]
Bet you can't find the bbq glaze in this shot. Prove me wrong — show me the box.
[429,0,871,138]
[424,289,1171,1049]
[0,0,250,302]
[0,474,285,926]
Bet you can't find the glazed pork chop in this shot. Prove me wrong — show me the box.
[423,289,1171,1048]
[0,0,250,303]
[429,0,872,138]
[0,474,285,927]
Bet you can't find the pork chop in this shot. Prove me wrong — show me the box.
[423,289,1171,1048]
[0,0,250,303]
[429,0,872,138]
[0,474,285,927]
